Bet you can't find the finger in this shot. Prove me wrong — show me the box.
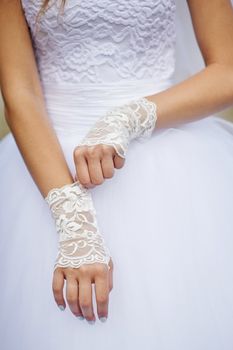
[76,281,84,319]
[52,268,66,310]
[87,155,104,186]
[65,276,83,318]
[73,147,92,187]
[101,154,115,179]
[109,269,113,292]
[113,154,125,169]
[79,277,96,322]
[108,259,114,292]
[95,274,109,321]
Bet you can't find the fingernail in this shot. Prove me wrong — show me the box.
[58,305,65,311]
[76,316,85,320]
[87,319,96,325]
[99,317,107,323]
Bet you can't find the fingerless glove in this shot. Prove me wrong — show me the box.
[45,181,111,271]
[78,97,157,158]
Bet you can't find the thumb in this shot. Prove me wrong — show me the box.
[113,154,125,169]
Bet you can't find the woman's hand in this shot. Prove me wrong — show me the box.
[73,97,157,188]
[73,144,125,188]
[52,259,113,322]
[45,181,113,322]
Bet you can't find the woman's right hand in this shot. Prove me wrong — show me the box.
[52,259,113,322]
[45,181,113,322]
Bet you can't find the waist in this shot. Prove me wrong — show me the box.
[42,79,173,135]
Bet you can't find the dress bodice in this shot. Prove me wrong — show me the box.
[21,0,176,85]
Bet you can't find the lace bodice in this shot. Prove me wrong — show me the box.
[21,0,176,85]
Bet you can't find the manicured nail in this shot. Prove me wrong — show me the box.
[58,305,65,311]
[99,317,107,323]
[76,316,85,320]
[87,319,96,325]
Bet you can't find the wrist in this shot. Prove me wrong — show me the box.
[44,181,111,271]
[78,95,158,160]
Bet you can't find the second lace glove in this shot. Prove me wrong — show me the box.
[78,97,158,158]
[45,181,111,272]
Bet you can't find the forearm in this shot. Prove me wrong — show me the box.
[4,90,74,198]
[147,63,233,129]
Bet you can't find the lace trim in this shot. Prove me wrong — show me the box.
[45,181,111,270]
[78,97,157,158]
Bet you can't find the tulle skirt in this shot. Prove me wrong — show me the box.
[1,82,233,349]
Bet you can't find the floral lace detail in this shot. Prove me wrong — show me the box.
[45,181,111,271]
[21,0,176,84]
[78,97,157,158]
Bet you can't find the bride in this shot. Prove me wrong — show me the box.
[0,0,233,349]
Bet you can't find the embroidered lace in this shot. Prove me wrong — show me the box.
[45,181,111,271]
[78,97,157,158]
[21,0,176,84]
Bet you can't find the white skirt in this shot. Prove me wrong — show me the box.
[1,80,233,349]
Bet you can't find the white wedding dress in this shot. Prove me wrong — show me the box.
[1,1,233,349]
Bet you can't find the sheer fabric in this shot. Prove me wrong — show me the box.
[78,97,157,158]
[45,181,111,271]
[1,1,233,349]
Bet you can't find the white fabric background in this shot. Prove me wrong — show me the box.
[174,0,205,82]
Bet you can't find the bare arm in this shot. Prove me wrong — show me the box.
[0,0,74,198]
[73,0,233,188]
[146,0,233,128]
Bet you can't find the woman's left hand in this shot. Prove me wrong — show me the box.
[73,97,157,188]
[73,144,125,188]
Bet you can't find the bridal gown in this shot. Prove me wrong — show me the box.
[1,1,233,349]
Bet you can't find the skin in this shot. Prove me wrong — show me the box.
[0,0,113,323]
[74,0,233,188]
[0,0,233,323]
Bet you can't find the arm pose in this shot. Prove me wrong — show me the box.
[74,0,233,188]
[0,0,112,322]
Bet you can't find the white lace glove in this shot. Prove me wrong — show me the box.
[45,181,111,272]
[78,97,157,158]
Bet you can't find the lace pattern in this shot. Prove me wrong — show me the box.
[21,0,176,84]
[78,97,157,158]
[45,181,111,271]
